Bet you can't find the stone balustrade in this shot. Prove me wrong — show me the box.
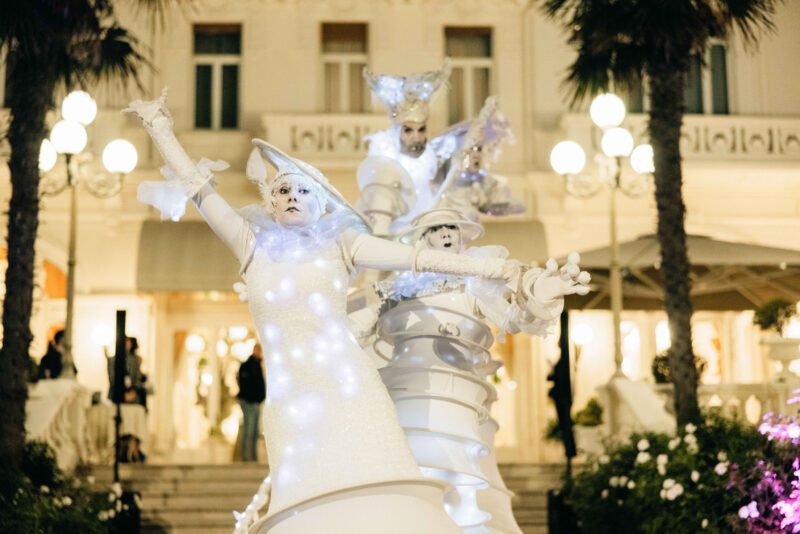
[561,113,800,162]
[653,381,799,425]
[260,112,388,164]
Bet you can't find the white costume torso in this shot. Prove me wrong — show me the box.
[367,128,440,224]
[244,231,421,514]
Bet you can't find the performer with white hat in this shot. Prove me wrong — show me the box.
[126,91,559,534]
[374,208,589,533]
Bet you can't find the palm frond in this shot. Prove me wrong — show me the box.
[716,0,781,49]
[130,0,196,33]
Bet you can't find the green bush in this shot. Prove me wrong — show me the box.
[563,412,776,533]
[0,440,132,533]
[651,351,707,384]
[752,298,796,335]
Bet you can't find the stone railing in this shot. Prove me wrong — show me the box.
[653,381,798,425]
[561,113,800,162]
[260,113,388,164]
[26,378,92,472]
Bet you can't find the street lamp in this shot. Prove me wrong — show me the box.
[550,92,654,378]
[40,90,138,378]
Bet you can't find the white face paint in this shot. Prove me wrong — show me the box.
[272,174,324,227]
[423,224,462,252]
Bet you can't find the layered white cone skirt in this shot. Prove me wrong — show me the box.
[378,296,499,530]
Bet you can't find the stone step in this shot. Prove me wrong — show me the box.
[125,479,264,495]
[142,509,235,526]
[498,463,564,477]
[88,464,268,482]
[142,527,231,534]
[513,509,549,524]
[139,494,250,510]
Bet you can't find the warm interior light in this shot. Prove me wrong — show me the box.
[185,333,206,353]
[571,323,594,347]
[550,141,587,175]
[102,139,138,174]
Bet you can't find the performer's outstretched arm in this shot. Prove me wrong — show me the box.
[192,184,255,268]
[342,230,511,280]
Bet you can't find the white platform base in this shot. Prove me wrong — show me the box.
[250,478,460,534]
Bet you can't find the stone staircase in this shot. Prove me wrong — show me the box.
[87,462,563,534]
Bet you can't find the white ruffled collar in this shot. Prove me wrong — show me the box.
[239,205,361,262]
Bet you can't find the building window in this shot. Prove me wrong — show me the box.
[624,41,729,116]
[684,41,729,115]
[445,27,493,124]
[321,23,368,113]
[194,24,241,129]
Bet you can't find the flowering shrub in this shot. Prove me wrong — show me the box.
[0,440,137,533]
[728,392,800,533]
[563,413,779,533]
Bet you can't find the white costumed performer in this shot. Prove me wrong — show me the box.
[361,60,456,231]
[375,209,590,533]
[434,97,525,219]
[125,92,535,534]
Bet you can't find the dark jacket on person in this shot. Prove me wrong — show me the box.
[237,356,266,403]
[38,344,64,380]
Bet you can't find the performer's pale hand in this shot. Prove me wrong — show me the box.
[530,253,591,301]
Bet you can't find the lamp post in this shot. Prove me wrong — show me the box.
[550,93,654,379]
[39,90,138,378]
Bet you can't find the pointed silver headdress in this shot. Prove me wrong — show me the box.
[363,58,451,124]
[461,96,515,167]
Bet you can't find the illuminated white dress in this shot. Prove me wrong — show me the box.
[192,190,512,533]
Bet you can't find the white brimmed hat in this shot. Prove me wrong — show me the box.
[396,208,483,245]
[250,138,371,230]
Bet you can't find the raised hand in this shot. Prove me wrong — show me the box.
[526,253,591,302]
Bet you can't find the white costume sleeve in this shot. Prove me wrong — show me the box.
[192,183,256,271]
[341,230,507,279]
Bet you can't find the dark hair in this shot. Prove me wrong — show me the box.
[127,336,139,355]
[53,329,65,344]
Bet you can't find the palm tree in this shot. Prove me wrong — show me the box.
[541,0,781,426]
[0,0,179,471]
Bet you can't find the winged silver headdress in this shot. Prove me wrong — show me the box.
[363,59,451,124]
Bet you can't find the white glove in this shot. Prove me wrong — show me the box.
[526,253,591,302]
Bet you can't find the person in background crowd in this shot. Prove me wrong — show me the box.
[107,336,143,402]
[37,329,73,379]
[237,343,266,462]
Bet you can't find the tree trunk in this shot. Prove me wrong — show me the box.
[0,51,57,470]
[646,64,701,427]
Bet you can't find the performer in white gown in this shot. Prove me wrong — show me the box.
[125,92,550,533]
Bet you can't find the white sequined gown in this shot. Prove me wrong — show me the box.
[191,187,507,532]
[244,234,423,514]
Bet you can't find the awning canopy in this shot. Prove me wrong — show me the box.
[564,234,800,311]
[137,220,240,292]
